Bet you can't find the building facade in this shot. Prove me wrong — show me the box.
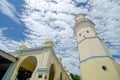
[74,14,120,80]
[0,41,72,80]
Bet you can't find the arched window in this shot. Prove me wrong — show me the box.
[60,72,63,80]
[49,64,56,80]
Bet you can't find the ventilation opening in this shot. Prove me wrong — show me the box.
[83,35,85,37]
[79,34,81,36]
[102,65,108,71]
[86,30,89,33]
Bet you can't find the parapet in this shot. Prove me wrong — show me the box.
[75,14,85,22]
[74,14,95,35]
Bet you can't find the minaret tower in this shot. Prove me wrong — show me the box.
[74,14,120,80]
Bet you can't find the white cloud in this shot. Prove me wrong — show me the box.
[0,0,20,24]
[0,28,22,52]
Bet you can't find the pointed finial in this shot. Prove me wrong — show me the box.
[19,45,27,50]
[44,40,54,48]
[57,55,62,62]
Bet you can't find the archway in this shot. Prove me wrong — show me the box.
[16,56,37,80]
[48,63,56,80]
[60,72,63,80]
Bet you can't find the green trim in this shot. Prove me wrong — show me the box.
[11,46,53,57]
[78,36,101,44]
[37,68,49,73]
[80,56,114,63]
[15,46,52,53]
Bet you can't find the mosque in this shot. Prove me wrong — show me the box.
[0,41,72,80]
[0,14,120,80]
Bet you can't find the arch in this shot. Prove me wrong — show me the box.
[16,56,37,80]
[60,72,63,80]
[48,63,56,80]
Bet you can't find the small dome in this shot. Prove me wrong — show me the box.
[75,14,85,21]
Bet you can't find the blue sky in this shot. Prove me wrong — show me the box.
[0,0,120,75]
[0,0,26,41]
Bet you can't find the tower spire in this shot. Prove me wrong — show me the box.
[74,14,120,80]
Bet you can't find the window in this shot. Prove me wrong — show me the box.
[38,75,42,78]
[86,30,89,33]
[45,76,47,79]
[83,35,85,37]
[102,65,108,71]
[79,34,81,36]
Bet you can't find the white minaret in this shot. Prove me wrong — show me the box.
[74,14,120,80]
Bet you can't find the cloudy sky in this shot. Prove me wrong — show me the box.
[0,0,120,75]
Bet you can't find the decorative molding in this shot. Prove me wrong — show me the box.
[80,56,114,63]
[37,68,49,73]
[78,36,101,44]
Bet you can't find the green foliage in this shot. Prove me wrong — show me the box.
[70,73,81,80]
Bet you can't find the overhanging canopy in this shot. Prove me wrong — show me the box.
[0,50,17,63]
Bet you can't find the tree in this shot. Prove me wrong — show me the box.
[70,73,81,80]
